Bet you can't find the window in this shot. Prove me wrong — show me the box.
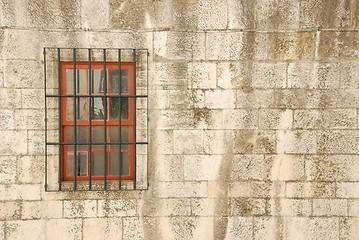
[45,48,148,191]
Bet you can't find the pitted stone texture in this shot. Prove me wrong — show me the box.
[224,217,253,239]
[46,219,82,240]
[0,156,17,183]
[155,155,184,182]
[0,202,20,220]
[319,32,359,60]
[157,182,207,198]
[184,155,223,181]
[313,199,348,216]
[83,218,121,240]
[63,200,97,218]
[98,200,137,217]
[22,201,62,219]
[6,220,45,240]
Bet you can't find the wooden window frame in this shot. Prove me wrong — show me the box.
[60,61,135,181]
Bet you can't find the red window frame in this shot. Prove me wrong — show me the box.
[60,61,135,181]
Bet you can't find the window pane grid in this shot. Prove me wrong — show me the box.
[44,47,148,192]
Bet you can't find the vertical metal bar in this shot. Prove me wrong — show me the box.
[133,49,137,190]
[103,49,108,190]
[88,49,93,190]
[118,49,122,190]
[44,48,48,191]
[73,49,78,190]
[58,48,62,191]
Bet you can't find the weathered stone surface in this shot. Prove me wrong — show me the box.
[319,32,359,60]
[46,219,82,240]
[6,220,45,240]
[83,218,122,240]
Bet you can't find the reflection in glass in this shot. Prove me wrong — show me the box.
[67,126,87,150]
[91,97,106,119]
[67,97,87,120]
[110,126,129,150]
[110,70,128,93]
[67,152,87,177]
[92,70,106,94]
[91,126,105,150]
[110,152,129,175]
[92,151,105,176]
[110,97,128,119]
[66,69,87,94]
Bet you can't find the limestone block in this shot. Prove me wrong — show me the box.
[98,200,137,217]
[0,130,27,155]
[3,30,40,60]
[337,183,359,198]
[317,130,359,154]
[122,217,144,240]
[231,155,269,181]
[0,0,27,28]
[184,155,222,181]
[154,62,187,88]
[204,90,236,109]
[268,32,315,60]
[349,200,359,216]
[168,89,205,109]
[253,217,284,240]
[315,62,342,89]
[171,0,198,30]
[28,0,81,29]
[233,130,276,154]
[230,198,266,216]
[153,90,169,109]
[154,32,206,60]
[204,130,233,154]
[339,218,359,240]
[286,182,336,198]
[46,219,82,240]
[230,181,285,198]
[300,0,351,29]
[197,0,227,30]
[322,109,357,129]
[154,155,183,182]
[191,198,217,216]
[0,221,3,240]
[224,217,253,239]
[157,182,207,198]
[14,109,44,130]
[206,32,247,60]
[217,62,252,89]
[27,130,45,155]
[222,109,258,129]
[317,89,359,108]
[193,109,223,130]
[319,32,359,60]
[228,0,255,29]
[173,130,204,154]
[0,184,41,201]
[81,0,109,30]
[269,154,305,181]
[267,199,311,216]
[0,88,21,109]
[274,89,321,109]
[236,89,275,109]
[22,201,62,219]
[276,130,316,154]
[255,0,300,30]
[188,62,216,89]
[313,199,347,216]
[0,156,16,184]
[251,62,287,88]
[0,202,20,220]
[293,110,323,129]
[258,109,292,129]
[21,89,44,109]
[154,109,195,130]
[140,198,191,217]
[287,62,316,88]
[284,217,309,240]
[308,218,339,240]
[6,220,45,240]
[4,60,43,89]
[83,218,121,240]
[0,109,14,130]
[63,200,97,218]
[152,130,173,155]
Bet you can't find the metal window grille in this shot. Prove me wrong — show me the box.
[44,48,149,191]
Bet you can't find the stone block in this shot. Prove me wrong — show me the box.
[253,217,284,240]
[255,0,300,30]
[300,0,351,29]
[267,199,311,216]
[231,155,269,181]
[63,200,97,218]
[188,62,216,89]
[230,181,285,198]
[154,62,187,88]
[98,200,137,217]
[339,218,359,240]
[217,62,251,89]
[0,88,21,109]
[18,155,43,184]
[206,32,246,60]
[284,217,310,240]
[3,30,41,60]
[122,217,144,240]
[81,0,109,30]
[308,218,340,240]
[154,155,183,182]
[46,219,82,240]
[287,62,316,88]
[313,199,347,216]
[337,183,359,198]
[349,200,359,217]
[157,182,207,198]
[152,130,173,155]
[197,0,227,30]
[191,198,218,216]
[276,130,316,154]
[228,0,255,29]
[154,109,195,130]
[0,109,14,130]
[322,109,357,129]
[230,198,266,216]
[274,89,321,109]
[0,202,20,220]
[21,89,44,109]
[184,155,223,181]
[83,218,121,240]
[258,109,292,129]
[153,90,169,109]
[0,221,3,239]
[286,182,336,198]
[236,89,275,109]
[22,201,62,219]
[0,130,27,155]
[317,130,359,154]
[154,32,205,60]
[168,89,205,109]
[173,130,204,154]
[140,198,191,217]
[7,220,45,240]
[224,217,253,239]
[269,154,305,181]
[293,110,323,129]
[222,109,258,129]
[4,60,43,89]
[251,62,287,88]
[14,109,44,130]
[268,32,315,60]
[204,130,233,154]
[204,90,236,109]
[0,184,41,201]
[0,156,17,183]
[233,130,276,154]
[319,32,359,60]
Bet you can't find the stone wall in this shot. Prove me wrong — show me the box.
[0,0,359,239]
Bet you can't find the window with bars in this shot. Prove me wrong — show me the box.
[44,48,148,191]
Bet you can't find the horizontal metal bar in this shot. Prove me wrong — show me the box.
[46,94,147,98]
[46,142,148,145]
[44,47,148,51]
[45,188,149,192]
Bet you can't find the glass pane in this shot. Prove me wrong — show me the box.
[110,126,129,150]
[67,152,88,177]
[66,98,74,121]
[66,126,87,150]
[66,69,87,94]
[91,126,106,150]
[109,97,128,119]
[91,97,106,119]
[109,70,128,94]
[92,70,106,94]
[76,97,87,120]
[66,69,74,94]
[92,151,106,176]
[110,152,129,175]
